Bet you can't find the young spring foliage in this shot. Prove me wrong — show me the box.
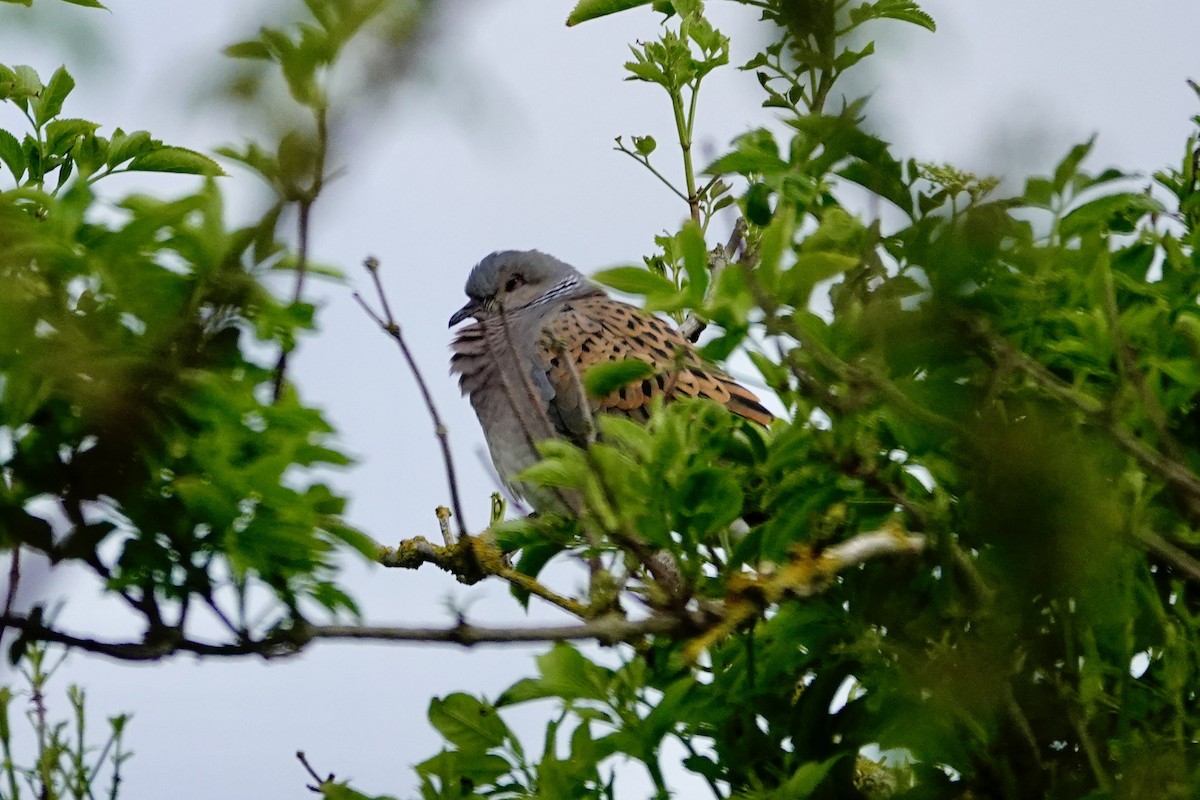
[0,1,411,662]
[4,1,1200,798]
[404,2,1200,798]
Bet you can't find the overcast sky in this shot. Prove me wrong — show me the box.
[1,1,1197,797]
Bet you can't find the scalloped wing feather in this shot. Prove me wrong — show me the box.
[537,296,772,442]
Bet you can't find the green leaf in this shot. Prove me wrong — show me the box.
[1059,192,1163,238]
[508,540,564,606]
[321,520,378,561]
[414,750,512,790]
[495,677,558,706]
[782,253,859,307]
[781,755,843,797]
[59,0,108,8]
[744,181,774,225]
[583,359,656,397]
[427,693,509,751]
[0,64,15,98]
[1053,136,1095,193]
[1024,176,1055,208]
[849,0,936,32]
[317,781,397,800]
[757,204,796,289]
[128,146,225,176]
[224,40,274,60]
[216,141,280,184]
[840,157,913,216]
[44,118,99,156]
[567,0,653,26]
[0,65,41,109]
[592,266,677,297]
[499,644,613,704]
[595,415,653,459]
[0,129,25,182]
[705,128,787,176]
[629,135,655,157]
[518,457,586,489]
[679,221,709,302]
[106,129,154,167]
[801,207,867,252]
[33,65,74,127]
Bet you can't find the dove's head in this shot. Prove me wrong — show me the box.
[449,250,590,326]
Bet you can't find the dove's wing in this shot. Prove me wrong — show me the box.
[537,295,772,444]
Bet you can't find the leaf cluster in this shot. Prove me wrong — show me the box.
[0,2,390,665]
[396,3,1200,799]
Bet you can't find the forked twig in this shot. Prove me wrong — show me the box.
[295,751,331,793]
[354,256,468,538]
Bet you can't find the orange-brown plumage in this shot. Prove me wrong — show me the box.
[538,295,772,429]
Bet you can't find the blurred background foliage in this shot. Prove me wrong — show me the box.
[1,0,1199,798]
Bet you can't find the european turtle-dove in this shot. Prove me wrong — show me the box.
[449,250,770,508]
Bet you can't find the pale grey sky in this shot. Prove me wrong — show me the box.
[1,1,1196,797]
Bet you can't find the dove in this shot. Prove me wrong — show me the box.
[449,250,771,508]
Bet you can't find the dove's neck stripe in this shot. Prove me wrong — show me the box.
[499,274,588,316]
[534,274,586,307]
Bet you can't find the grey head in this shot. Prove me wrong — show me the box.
[448,250,593,327]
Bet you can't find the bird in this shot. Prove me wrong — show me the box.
[449,250,771,509]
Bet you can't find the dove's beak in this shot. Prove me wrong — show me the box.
[449,300,481,327]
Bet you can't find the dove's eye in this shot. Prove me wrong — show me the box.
[504,275,524,293]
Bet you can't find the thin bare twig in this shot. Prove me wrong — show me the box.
[201,594,244,640]
[1003,684,1045,776]
[296,751,331,793]
[354,256,469,536]
[614,138,689,203]
[1132,528,1200,582]
[0,547,20,645]
[435,506,454,546]
[272,104,329,402]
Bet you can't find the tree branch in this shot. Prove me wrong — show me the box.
[377,534,591,618]
[0,527,927,663]
[0,612,689,662]
[354,256,469,539]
